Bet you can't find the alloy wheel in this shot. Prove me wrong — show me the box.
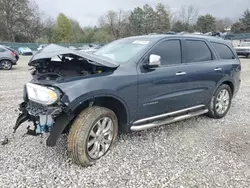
[87,117,114,159]
[215,89,230,115]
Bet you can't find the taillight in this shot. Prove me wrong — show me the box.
[10,51,16,56]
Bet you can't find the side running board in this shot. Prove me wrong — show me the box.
[130,108,208,131]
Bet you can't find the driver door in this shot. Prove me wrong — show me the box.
[137,39,191,120]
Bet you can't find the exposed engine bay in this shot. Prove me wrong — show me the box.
[30,55,112,81]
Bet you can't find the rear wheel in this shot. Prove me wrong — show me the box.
[1,60,12,70]
[206,84,232,119]
[67,106,118,167]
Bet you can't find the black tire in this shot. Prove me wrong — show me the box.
[67,106,118,167]
[206,84,232,119]
[0,60,12,70]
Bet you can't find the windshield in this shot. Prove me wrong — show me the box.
[241,43,250,47]
[94,38,152,63]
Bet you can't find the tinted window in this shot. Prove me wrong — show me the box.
[212,42,235,59]
[186,40,213,62]
[150,40,181,65]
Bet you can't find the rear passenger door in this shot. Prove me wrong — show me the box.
[180,39,228,106]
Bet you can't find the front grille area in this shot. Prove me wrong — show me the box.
[26,101,48,116]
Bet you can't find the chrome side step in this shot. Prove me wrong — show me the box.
[133,105,205,125]
[130,109,208,131]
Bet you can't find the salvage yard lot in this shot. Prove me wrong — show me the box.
[0,56,250,187]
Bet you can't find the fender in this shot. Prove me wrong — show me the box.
[0,57,15,64]
[212,76,235,96]
[46,90,131,147]
[63,89,130,122]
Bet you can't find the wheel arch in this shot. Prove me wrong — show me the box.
[213,77,235,96]
[0,58,14,64]
[66,92,130,133]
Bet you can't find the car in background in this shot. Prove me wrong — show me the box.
[4,46,19,61]
[192,32,203,35]
[81,45,103,53]
[79,45,91,52]
[0,45,19,70]
[68,46,78,50]
[18,47,33,55]
[235,42,250,58]
[37,44,47,51]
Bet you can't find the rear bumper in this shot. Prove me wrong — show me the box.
[12,60,18,65]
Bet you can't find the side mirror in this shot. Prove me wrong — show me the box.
[144,54,161,68]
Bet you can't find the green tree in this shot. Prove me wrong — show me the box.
[69,18,84,43]
[240,9,250,32]
[155,3,171,33]
[52,13,74,43]
[172,21,185,32]
[143,4,156,34]
[129,7,145,35]
[0,0,34,41]
[92,28,112,42]
[231,21,245,33]
[196,14,216,33]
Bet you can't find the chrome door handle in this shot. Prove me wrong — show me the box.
[214,67,222,71]
[176,72,186,76]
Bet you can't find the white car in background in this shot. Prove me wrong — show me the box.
[37,44,47,51]
[235,42,250,58]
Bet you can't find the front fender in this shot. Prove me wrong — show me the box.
[62,89,130,120]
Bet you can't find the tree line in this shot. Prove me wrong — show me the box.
[0,0,250,43]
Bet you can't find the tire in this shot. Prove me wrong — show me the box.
[206,84,232,119]
[0,60,12,70]
[67,106,118,167]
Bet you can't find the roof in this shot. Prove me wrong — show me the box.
[122,34,231,45]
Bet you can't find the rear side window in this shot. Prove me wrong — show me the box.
[150,40,182,65]
[211,42,235,59]
[186,40,213,63]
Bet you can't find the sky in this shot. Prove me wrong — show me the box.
[36,0,250,27]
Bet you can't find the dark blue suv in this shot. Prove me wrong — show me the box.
[15,34,241,166]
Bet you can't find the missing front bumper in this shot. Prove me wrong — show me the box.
[14,101,75,147]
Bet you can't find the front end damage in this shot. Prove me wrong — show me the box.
[13,44,119,146]
[14,99,74,147]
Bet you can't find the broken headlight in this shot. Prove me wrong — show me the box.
[26,83,59,105]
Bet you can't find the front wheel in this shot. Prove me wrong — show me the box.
[67,106,118,167]
[206,84,232,119]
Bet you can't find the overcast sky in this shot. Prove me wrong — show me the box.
[36,0,249,27]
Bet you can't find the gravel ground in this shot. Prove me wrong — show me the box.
[0,56,250,188]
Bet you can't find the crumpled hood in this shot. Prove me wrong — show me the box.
[29,44,119,68]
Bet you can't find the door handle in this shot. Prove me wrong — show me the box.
[176,72,186,76]
[214,67,222,71]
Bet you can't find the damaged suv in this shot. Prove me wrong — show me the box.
[15,34,241,167]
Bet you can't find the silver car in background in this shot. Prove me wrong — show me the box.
[0,45,19,70]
